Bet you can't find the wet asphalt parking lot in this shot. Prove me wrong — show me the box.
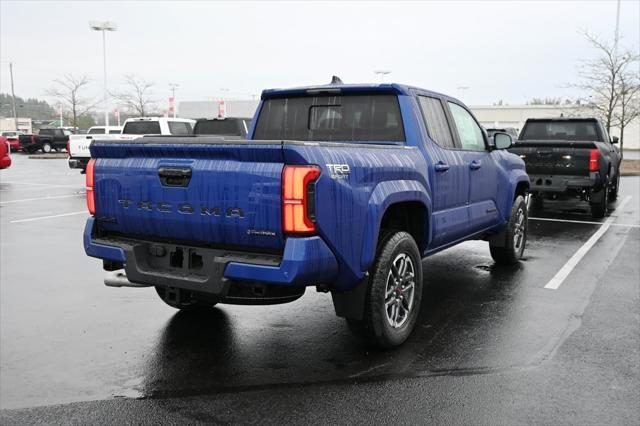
[1,153,639,424]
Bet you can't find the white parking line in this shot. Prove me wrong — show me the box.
[530,216,640,228]
[544,195,632,290]
[0,181,78,188]
[10,211,87,223]
[0,194,84,205]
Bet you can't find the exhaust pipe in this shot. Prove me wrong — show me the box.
[104,269,150,288]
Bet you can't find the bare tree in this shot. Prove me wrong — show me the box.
[574,32,639,135]
[47,74,97,128]
[111,74,156,117]
[614,70,640,153]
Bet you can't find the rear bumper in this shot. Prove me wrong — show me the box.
[83,217,338,294]
[528,172,601,193]
[68,157,89,170]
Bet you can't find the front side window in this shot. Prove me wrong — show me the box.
[448,102,486,151]
[418,96,455,149]
[254,94,405,142]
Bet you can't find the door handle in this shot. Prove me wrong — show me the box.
[434,162,450,172]
[469,160,482,170]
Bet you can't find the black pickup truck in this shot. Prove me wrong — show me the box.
[509,118,621,218]
[193,117,251,137]
[19,128,71,154]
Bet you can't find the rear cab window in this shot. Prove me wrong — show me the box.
[195,119,241,136]
[123,121,162,135]
[88,128,105,135]
[168,121,192,135]
[254,94,405,142]
[520,120,600,141]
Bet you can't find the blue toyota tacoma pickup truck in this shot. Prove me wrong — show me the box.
[83,82,529,347]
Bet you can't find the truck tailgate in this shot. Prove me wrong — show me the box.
[90,138,285,251]
[509,140,595,176]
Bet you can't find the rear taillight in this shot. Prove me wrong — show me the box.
[66,141,70,156]
[86,159,96,215]
[30,135,35,144]
[589,149,600,172]
[282,165,321,234]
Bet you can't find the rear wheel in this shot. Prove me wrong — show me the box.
[609,170,620,201]
[530,193,544,211]
[590,180,609,219]
[41,143,52,153]
[347,230,423,348]
[155,286,217,311]
[490,195,527,265]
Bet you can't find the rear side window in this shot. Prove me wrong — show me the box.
[168,121,192,135]
[108,129,121,134]
[254,94,405,142]
[88,128,105,134]
[195,119,240,135]
[418,96,455,149]
[448,102,486,151]
[123,121,161,135]
[520,121,599,141]
[40,129,54,135]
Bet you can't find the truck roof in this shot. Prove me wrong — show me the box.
[261,83,457,102]
[123,117,195,123]
[525,117,599,122]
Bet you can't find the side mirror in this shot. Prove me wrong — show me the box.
[493,132,513,150]
[611,136,619,144]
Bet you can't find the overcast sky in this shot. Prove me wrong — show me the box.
[1,0,638,108]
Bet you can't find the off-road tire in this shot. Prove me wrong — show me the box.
[490,195,527,265]
[590,179,609,219]
[609,170,620,201]
[348,230,423,348]
[530,194,544,211]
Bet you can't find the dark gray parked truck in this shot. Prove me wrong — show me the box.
[509,117,621,218]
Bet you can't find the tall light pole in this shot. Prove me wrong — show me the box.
[614,0,621,53]
[169,83,179,118]
[90,21,117,127]
[457,86,470,99]
[374,70,391,82]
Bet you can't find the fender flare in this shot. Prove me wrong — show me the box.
[359,180,431,272]
[505,171,530,220]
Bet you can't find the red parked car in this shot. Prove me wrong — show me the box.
[0,136,12,169]
[1,131,21,152]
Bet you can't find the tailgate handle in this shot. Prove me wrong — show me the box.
[537,151,552,157]
[158,167,192,187]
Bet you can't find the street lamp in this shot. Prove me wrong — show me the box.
[374,70,391,82]
[90,21,117,127]
[457,86,470,99]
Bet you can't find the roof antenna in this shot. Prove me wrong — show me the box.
[330,76,343,85]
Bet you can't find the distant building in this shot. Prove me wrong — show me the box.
[471,104,639,149]
[0,117,33,134]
